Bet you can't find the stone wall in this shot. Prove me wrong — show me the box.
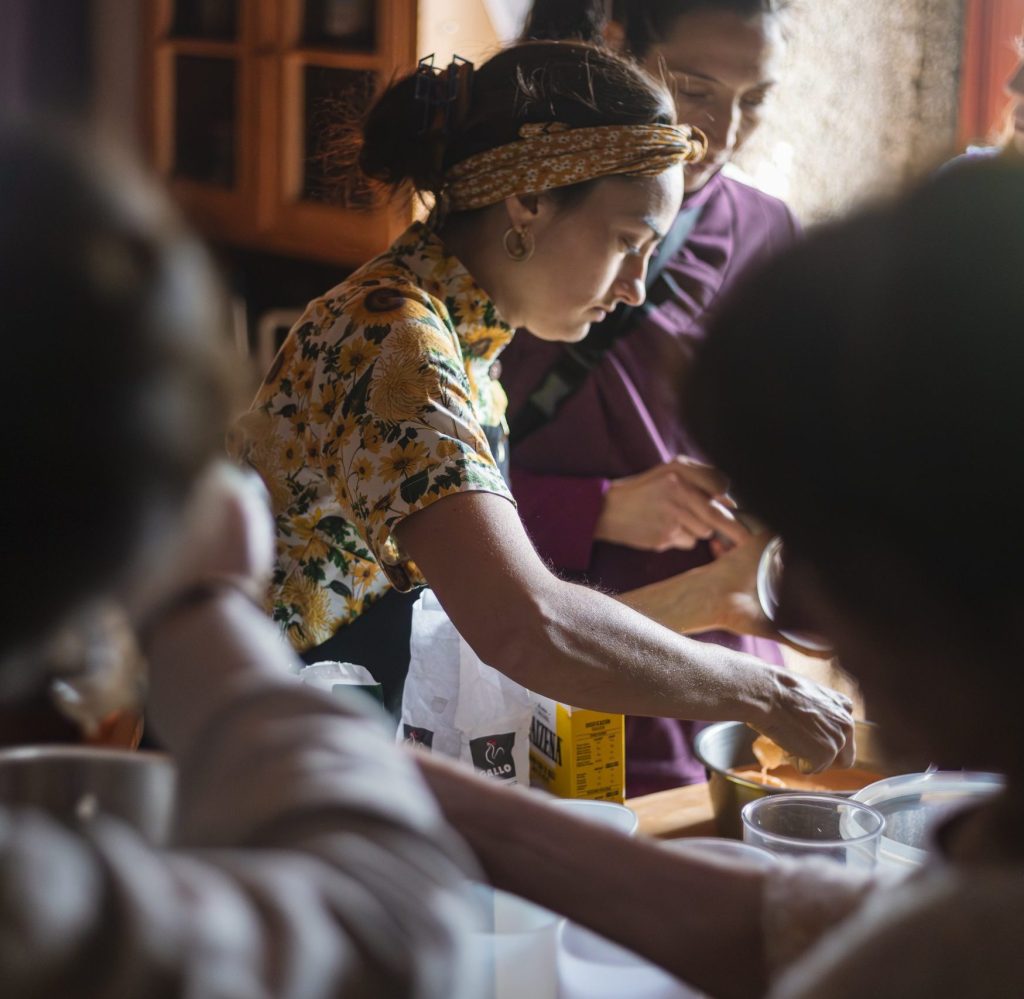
[733,0,966,223]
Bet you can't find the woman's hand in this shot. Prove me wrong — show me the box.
[620,532,833,657]
[619,531,771,636]
[752,668,856,773]
[693,531,774,636]
[594,456,748,552]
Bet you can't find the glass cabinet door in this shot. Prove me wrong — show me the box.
[146,0,256,237]
[144,0,418,264]
[170,0,240,40]
[260,0,416,262]
[300,64,377,208]
[172,55,238,186]
[302,0,375,51]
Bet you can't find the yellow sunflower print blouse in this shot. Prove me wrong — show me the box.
[233,222,515,652]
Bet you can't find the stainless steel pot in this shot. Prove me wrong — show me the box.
[694,720,908,839]
[0,745,176,845]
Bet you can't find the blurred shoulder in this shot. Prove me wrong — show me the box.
[771,865,1024,999]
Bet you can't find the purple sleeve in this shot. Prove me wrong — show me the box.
[512,465,609,573]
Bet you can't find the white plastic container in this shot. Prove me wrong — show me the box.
[558,920,702,999]
[469,886,561,999]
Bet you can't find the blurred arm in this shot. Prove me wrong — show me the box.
[421,753,878,999]
[0,574,478,997]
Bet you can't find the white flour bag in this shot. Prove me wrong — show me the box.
[399,589,531,784]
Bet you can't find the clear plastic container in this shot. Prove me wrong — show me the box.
[660,836,778,868]
[852,770,1004,871]
[755,535,832,653]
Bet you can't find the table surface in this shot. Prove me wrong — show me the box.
[627,781,718,839]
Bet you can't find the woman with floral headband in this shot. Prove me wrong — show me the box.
[234,41,853,771]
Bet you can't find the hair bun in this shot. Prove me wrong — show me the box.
[358,71,447,194]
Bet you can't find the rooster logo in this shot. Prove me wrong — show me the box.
[470,732,516,780]
[484,739,506,767]
[402,725,433,749]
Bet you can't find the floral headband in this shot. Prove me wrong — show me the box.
[443,120,707,213]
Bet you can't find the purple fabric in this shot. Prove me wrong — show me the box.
[500,172,800,796]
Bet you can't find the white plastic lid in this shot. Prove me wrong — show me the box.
[852,771,1004,869]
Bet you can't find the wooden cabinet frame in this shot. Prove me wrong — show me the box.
[142,0,418,264]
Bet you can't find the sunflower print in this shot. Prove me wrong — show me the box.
[234,222,515,652]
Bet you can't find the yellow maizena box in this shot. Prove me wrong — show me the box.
[529,694,625,802]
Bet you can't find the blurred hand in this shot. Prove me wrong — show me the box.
[594,456,748,552]
[699,531,774,635]
[126,461,275,624]
[752,668,856,773]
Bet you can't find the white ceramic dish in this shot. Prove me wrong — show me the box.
[549,796,639,836]
[0,745,176,845]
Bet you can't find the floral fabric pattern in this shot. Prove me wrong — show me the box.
[445,122,707,212]
[232,223,515,652]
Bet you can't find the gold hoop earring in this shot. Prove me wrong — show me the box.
[502,225,534,263]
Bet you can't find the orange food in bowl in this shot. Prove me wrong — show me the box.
[729,764,885,792]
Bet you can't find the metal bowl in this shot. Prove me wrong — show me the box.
[694,720,912,839]
[0,745,176,845]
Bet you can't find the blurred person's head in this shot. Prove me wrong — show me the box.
[685,159,1024,778]
[357,41,703,341]
[0,122,234,690]
[523,1,789,192]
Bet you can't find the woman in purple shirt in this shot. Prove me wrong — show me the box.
[504,0,798,795]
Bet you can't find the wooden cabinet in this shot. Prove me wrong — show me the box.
[143,0,428,266]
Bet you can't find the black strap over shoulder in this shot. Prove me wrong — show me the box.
[509,204,704,445]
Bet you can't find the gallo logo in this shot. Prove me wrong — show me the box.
[402,725,434,749]
[470,732,517,781]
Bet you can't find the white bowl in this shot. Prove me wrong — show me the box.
[549,797,639,836]
[852,770,1004,870]
[0,745,176,845]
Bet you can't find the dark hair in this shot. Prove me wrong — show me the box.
[684,158,1024,632]
[616,1,790,57]
[523,1,789,58]
[0,123,235,656]
[358,41,675,205]
[521,0,611,44]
